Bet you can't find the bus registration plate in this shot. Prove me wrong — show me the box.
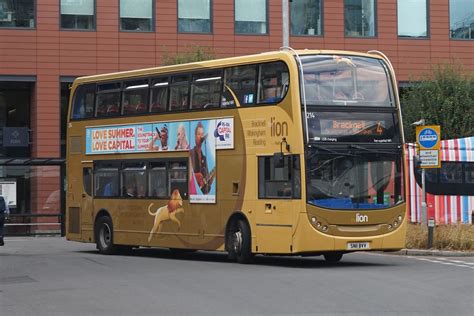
[347,242,370,250]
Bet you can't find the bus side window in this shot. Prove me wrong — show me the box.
[149,162,167,198]
[96,82,121,117]
[224,65,257,106]
[258,62,289,104]
[94,163,119,197]
[150,77,169,113]
[122,79,149,115]
[83,168,92,196]
[191,71,222,109]
[169,74,190,111]
[72,84,95,119]
[169,162,187,198]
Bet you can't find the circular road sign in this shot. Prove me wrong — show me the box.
[418,128,439,149]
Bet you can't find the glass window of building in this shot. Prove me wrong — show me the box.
[290,0,322,36]
[397,0,428,37]
[344,0,376,37]
[60,0,95,30]
[120,0,153,32]
[235,0,267,34]
[178,0,211,33]
[450,0,474,39]
[0,0,35,28]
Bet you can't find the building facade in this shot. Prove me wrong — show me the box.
[0,0,472,234]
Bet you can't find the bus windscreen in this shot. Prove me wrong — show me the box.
[300,55,393,107]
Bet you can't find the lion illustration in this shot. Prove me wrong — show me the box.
[148,189,185,242]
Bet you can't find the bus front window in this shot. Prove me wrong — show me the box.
[306,150,403,209]
[301,55,393,107]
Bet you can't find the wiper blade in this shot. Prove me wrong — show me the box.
[349,144,400,155]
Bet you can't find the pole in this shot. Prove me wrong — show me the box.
[282,0,289,47]
[421,168,427,225]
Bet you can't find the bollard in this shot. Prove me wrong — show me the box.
[427,218,435,249]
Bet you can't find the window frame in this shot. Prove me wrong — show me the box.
[343,0,378,38]
[290,0,324,37]
[234,0,269,35]
[119,0,155,32]
[59,0,96,31]
[449,0,474,40]
[397,0,429,39]
[177,0,213,34]
[93,158,189,199]
[0,0,36,29]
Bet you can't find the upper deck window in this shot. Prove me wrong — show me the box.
[72,84,95,119]
[257,62,289,104]
[191,71,222,109]
[122,79,149,115]
[301,55,393,107]
[96,82,121,117]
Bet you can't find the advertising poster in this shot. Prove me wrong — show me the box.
[86,117,233,155]
[0,180,17,208]
[188,120,216,203]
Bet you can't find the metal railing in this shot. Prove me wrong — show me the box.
[5,212,64,237]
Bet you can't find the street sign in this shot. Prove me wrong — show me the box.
[416,125,440,150]
[416,125,441,168]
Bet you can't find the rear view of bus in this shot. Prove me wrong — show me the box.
[295,52,406,261]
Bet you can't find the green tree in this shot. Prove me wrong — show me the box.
[400,63,473,142]
[161,46,215,66]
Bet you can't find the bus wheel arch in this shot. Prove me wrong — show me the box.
[225,212,253,264]
[94,209,116,255]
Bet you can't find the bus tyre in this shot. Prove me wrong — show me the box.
[228,220,253,264]
[96,216,116,255]
[323,252,343,263]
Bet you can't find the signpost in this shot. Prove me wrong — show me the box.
[415,124,441,249]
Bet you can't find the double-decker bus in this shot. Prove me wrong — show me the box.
[66,48,406,263]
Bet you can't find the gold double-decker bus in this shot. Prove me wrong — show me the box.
[66,48,406,263]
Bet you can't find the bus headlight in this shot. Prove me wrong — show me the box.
[388,224,393,230]
[393,221,398,227]
[311,217,317,223]
[397,215,403,222]
[322,225,328,232]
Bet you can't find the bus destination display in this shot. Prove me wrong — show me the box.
[307,111,399,143]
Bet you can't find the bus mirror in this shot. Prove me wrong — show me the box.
[273,152,285,168]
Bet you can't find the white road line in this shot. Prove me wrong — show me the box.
[408,256,474,269]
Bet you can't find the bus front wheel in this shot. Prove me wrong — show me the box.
[96,216,116,255]
[228,219,252,264]
[323,252,343,263]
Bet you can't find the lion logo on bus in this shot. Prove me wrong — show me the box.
[147,189,185,241]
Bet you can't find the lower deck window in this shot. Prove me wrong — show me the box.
[258,155,301,199]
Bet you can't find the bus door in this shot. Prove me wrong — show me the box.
[255,154,301,253]
[80,163,94,228]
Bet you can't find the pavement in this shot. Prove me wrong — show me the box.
[393,248,474,257]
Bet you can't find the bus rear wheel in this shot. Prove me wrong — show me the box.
[96,216,116,255]
[323,252,343,263]
[228,219,252,264]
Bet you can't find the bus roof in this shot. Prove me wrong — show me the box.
[73,49,386,85]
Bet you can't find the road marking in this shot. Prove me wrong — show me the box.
[408,256,474,269]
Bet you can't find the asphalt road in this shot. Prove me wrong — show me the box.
[1,237,473,316]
